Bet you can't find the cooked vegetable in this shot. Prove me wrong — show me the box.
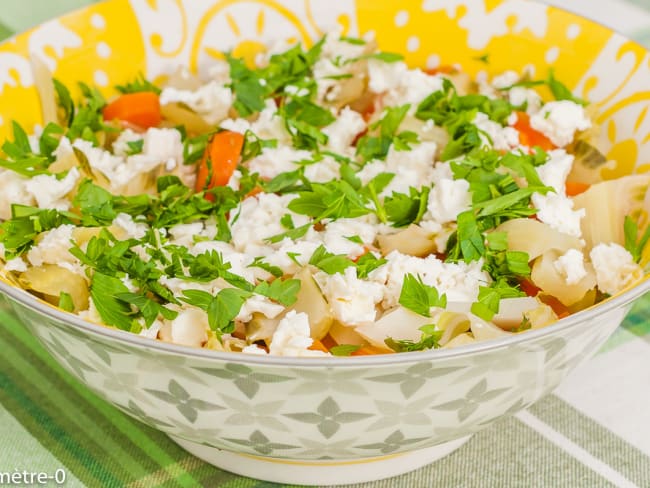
[377,224,437,257]
[195,130,244,196]
[494,219,583,260]
[288,267,333,340]
[573,174,650,250]
[19,265,89,312]
[530,250,596,306]
[103,91,162,129]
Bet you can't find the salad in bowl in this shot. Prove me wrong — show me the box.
[0,31,647,358]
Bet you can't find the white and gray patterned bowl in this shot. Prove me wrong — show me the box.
[1,0,650,484]
[1,278,647,484]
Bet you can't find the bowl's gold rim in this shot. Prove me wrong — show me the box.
[0,0,649,366]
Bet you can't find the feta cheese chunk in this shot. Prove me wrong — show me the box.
[590,243,642,295]
[535,149,574,194]
[426,177,471,225]
[554,249,587,285]
[532,193,585,238]
[248,146,311,179]
[473,112,519,151]
[323,107,366,153]
[143,128,183,169]
[159,81,232,125]
[0,170,34,219]
[26,224,77,267]
[25,167,79,210]
[268,311,329,357]
[319,267,384,326]
[370,251,490,308]
[530,100,591,147]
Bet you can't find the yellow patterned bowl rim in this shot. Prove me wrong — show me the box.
[0,0,649,365]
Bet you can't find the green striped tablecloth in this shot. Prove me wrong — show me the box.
[1,1,650,487]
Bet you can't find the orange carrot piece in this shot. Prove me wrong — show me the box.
[308,340,330,353]
[102,92,161,129]
[565,181,590,197]
[513,112,555,152]
[519,279,541,297]
[195,131,245,198]
[351,345,386,356]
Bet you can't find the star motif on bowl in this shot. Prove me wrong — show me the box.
[145,379,225,423]
[294,437,363,459]
[365,395,438,431]
[40,333,96,380]
[366,362,466,399]
[219,394,289,432]
[284,396,372,439]
[223,430,300,456]
[354,430,430,454]
[195,363,294,399]
[431,378,509,422]
[89,360,153,405]
[289,368,370,396]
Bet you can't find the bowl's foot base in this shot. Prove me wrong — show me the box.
[169,434,472,486]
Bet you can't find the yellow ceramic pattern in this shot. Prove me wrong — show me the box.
[0,0,648,176]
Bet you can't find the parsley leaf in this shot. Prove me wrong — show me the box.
[385,324,443,352]
[247,257,283,278]
[90,272,135,331]
[115,73,161,95]
[398,273,447,317]
[356,105,417,162]
[384,186,431,227]
[181,288,252,334]
[126,139,144,155]
[470,280,525,321]
[624,216,650,263]
[253,278,301,306]
[330,344,361,356]
[355,252,387,279]
[308,245,355,274]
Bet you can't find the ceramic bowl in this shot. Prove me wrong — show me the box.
[0,0,649,485]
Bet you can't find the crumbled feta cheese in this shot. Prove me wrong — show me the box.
[323,107,366,153]
[532,192,585,237]
[237,294,285,322]
[303,155,340,183]
[220,117,251,134]
[26,224,77,267]
[72,140,160,194]
[230,193,310,254]
[159,81,232,124]
[78,297,102,324]
[491,71,519,89]
[248,146,311,179]
[320,218,376,258]
[554,249,587,285]
[535,149,574,194]
[318,267,384,326]
[590,243,643,296]
[168,222,204,247]
[473,112,519,151]
[112,129,143,156]
[25,167,79,210]
[425,177,471,224]
[369,251,490,308]
[265,237,322,275]
[112,213,148,240]
[160,275,216,297]
[530,100,591,147]
[139,319,163,340]
[509,87,542,114]
[143,128,183,169]
[313,32,368,102]
[369,61,444,109]
[0,170,34,219]
[169,308,209,347]
[250,100,291,143]
[268,310,329,357]
[367,59,408,94]
[4,257,27,272]
[382,141,438,194]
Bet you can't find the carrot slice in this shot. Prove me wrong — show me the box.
[513,112,555,152]
[565,181,590,197]
[308,340,330,353]
[351,345,386,356]
[195,130,245,198]
[102,92,161,129]
[519,279,541,297]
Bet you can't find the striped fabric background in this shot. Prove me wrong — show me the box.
[0,1,649,487]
